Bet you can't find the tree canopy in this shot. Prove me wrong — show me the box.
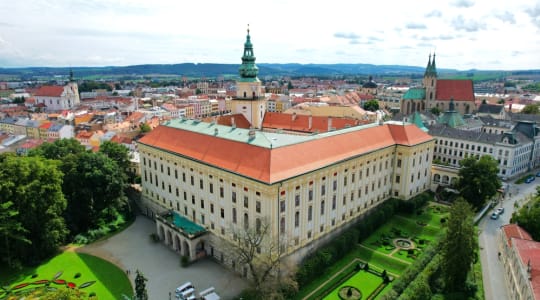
[99,140,131,179]
[521,103,540,114]
[29,138,86,160]
[441,197,476,292]
[134,270,148,300]
[457,155,500,210]
[363,99,379,112]
[511,187,540,240]
[0,155,67,265]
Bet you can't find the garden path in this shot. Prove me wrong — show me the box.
[357,244,412,265]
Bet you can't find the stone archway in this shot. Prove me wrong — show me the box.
[433,174,441,183]
[159,226,165,241]
[442,175,449,184]
[175,235,181,252]
[167,230,173,246]
[183,240,190,258]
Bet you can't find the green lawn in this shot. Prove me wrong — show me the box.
[355,246,409,275]
[323,270,383,300]
[0,252,132,299]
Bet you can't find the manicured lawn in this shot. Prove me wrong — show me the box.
[0,252,132,299]
[355,246,409,275]
[323,270,383,300]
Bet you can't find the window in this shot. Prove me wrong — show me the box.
[200,179,203,189]
[396,175,400,183]
[182,172,186,182]
[295,194,300,206]
[244,196,249,208]
[321,184,326,196]
[167,166,170,176]
[191,195,195,204]
[295,211,299,227]
[232,208,237,223]
[332,195,336,210]
[220,187,224,198]
[243,213,249,229]
[256,218,261,234]
[333,180,337,191]
[256,201,261,213]
[308,189,313,201]
[321,200,325,215]
[200,199,204,209]
[221,208,224,218]
[280,217,285,233]
[280,200,285,213]
[190,176,194,186]
[397,159,402,168]
[174,169,178,179]
[210,203,214,214]
[209,183,214,194]
[308,206,313,221]
[232,191,236,203]
[343,176,347,186]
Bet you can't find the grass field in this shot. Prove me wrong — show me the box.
[323,270,383,300]
[0,252,132,299]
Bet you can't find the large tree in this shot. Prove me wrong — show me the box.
[441,197,476,292]
[511,188,540,240]
[29,138,86,160]
[0,201,29,268]
[457,155,500,210]
[99,140,131,180]
[226,217,296,298]
[134,270,148,300]
[62,152,127,234]
[0,155,67,264]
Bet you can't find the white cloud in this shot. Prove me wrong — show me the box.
[0,0,537,70]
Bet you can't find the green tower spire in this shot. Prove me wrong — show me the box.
[430,52,437,77]
[238,24,259,82]
[424,53,438,78]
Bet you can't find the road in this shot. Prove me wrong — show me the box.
[478,178,538,300]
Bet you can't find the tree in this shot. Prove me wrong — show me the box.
[511,191,540,240]
[139,123,152,133]
[62,152,127,234]
[99,140,131,179]
[522,104,540,114]
[134,269,148,300]
[29,138,86,160]
[363,100,379,112]
[430,107,441,116]
[457,155,500,210]
[441,197,476,292]
[0,155,67,264]
[225,217,294,298]
[0,201,29,268]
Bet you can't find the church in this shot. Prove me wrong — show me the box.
[401,54,475,115]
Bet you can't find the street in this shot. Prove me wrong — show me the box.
[478,178,538,300]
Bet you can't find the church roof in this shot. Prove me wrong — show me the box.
[435,79,474,101]
[410,111,428,132]
[262,112,361,133]
[478,103,504,114]
[34,86,64,97]
[403,88,426,100]
[138,120,433,184]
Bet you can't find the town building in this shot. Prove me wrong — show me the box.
[136,29,435,275]
[500,224,540,300]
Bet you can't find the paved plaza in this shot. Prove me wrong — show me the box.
[78,215,248,299]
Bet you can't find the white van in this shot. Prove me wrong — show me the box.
[179,287,195,300]
[175,282,194,296]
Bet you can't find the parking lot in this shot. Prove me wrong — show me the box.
[77,215,248,299]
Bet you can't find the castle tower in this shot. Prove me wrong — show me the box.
[423,53,437,110]
[232,25,267,129]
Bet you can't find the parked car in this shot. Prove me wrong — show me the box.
[526,176,535,183]
[496,207,504,215]
[536,171,540,177]
[490,212,499,220]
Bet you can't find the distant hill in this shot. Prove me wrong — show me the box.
[0,63,538,80]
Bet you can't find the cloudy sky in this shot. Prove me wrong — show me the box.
[0,0,539,70]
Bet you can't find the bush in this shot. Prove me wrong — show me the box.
[73,234,89,245]
[150,233,160,243]
[180,255,189,267]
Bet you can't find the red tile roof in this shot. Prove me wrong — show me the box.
[502,224,533,247]
[210,114,251,129]
[263,112,360,133]
[34,86,64,97]
[436,79,474,101]
[138,123,433,184]
[39,122,52,129]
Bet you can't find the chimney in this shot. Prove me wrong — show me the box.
[248,128,256,140]
[292,112,297,121]
[231,117,236,128]
[328,117,333,131]
[308,115,313,129]
[214,128,218,135]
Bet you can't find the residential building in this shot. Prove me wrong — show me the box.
[500,224,540,300]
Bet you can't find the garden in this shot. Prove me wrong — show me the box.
[0,252,133,299]
[296,201,449,299]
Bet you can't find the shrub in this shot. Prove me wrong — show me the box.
[180,255,189,267]
[73,234,89,245]
[150,233,160,242]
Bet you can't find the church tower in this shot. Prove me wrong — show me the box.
[423,53,437,110]
[232,25,266,129]
[66,68,80,108]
